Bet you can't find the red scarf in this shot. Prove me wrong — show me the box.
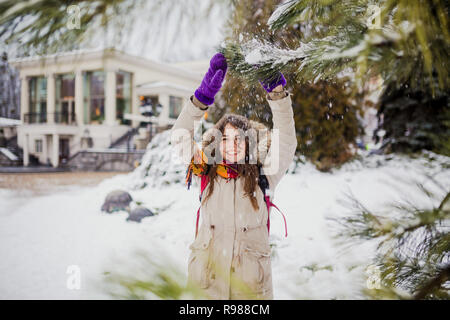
[222,159,239,179]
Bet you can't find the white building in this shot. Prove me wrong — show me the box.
[10,48,208,167]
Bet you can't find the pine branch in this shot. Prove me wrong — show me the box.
[1,0,227,58]
[219,41,305,85]
[329,176,450,299]
[0,0,125,55]
[222,0,450,95]
[413,264,450,299]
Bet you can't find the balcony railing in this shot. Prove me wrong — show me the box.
[54,112,77,124]
[24,112,77,124]
[24,112,47,124]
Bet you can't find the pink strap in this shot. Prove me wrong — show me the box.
[195,205,201,238]
[200,175,209,195]
[195,175,287,238]
[195,175,210,238]
[264,195,288,237]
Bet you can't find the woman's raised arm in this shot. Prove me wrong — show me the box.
[170,96,208,165]
[259,75,298,192]
[170,53,227,165]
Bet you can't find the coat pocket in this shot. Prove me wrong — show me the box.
[241,246,271,293]
[187,232,212,289]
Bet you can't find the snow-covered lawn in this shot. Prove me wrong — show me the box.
[0,150,448,299]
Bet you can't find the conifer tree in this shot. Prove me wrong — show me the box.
[219,0,364,171]
[0,0,226,57]
[221,0,449,157]
[330,179,450,299]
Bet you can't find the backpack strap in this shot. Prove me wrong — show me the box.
[264,194,288,237]
[258,165,288,237]
[193,165,288,239]
[195,174,210,238]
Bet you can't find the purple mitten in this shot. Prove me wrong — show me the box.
[259,72,286,93]
[194,53,228,105]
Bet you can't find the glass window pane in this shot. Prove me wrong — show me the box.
[35,139,42,153]
[169,96,183,119]
[28,76,47,122]
[116,70,131,125]
[56,73,75,116]
[83,71,105,124]
[62,75,75,98]
[29,77,36,114]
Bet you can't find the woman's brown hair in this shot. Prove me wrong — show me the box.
[198,113,265,212]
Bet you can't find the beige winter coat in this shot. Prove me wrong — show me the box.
[170,91,297,300]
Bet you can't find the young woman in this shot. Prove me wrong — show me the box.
[170,53,297,300]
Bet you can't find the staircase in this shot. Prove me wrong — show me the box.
[5,135,22,158]
[0,135,27,165]
[1,135,50,167]
[59,127,144,171]
[108,127,139,150]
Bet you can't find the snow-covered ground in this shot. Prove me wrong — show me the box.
[0,137,448,299]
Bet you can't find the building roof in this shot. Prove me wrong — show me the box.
[0,117,21,127]
[9,48,203,81]
[171,59,209,74]
[137,81,194,93]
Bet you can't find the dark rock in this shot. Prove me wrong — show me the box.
[101,190,133,213]
[127,206,154,222]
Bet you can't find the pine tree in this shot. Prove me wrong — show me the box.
[293,79,364,171]
[0,0,226,58]
[0,0,124,55]
[219,0,364,171]
[220,0,449,157]
[217,0,286,127]
[221,0,449,95]
[330,178,450,299]
[374,69,450,156]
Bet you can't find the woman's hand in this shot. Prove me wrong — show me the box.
[194,53,228,106]
[271,84,284,92]
[260,72,287,100]
[259,72,286,93]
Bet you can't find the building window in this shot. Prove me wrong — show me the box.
[55,73,75,124]
[35,139,42,153]
[83,71,105,124]
[28,76,47,123]
[116,71,132,125]
[169,96,183,119]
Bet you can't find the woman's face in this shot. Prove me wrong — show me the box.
[219,123,246,164]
